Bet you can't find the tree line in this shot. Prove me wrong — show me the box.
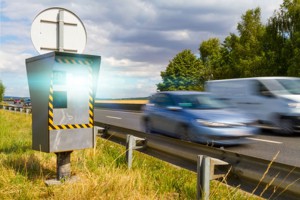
[157,0,300,91]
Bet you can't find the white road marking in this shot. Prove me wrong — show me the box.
[106,116,122,120]
[247,137,282,144]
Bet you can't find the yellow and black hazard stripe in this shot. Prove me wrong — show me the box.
[48,57,94,131]
[55,57,93,65]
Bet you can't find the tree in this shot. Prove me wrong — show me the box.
[233,8,266,77]
[199,37,239,80]
[199,38,222,79]
[157,49,205,91]
[265,0,300,77]
[219,34,241,78]
[0,81,5,102]
[199,8,266,80]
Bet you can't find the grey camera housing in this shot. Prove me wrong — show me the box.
[26,51,100,153]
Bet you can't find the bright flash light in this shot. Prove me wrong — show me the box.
[66,71,90,100]
[67,73,89,88]
[52,68,91,110]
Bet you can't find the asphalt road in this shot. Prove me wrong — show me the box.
[94,108,300,168]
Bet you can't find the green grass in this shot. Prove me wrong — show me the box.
[0,110,262,199]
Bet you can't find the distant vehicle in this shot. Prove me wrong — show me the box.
[24,98,31,106]
[142,91,258,146]
[206,77,300,134]
[13,99,21,104]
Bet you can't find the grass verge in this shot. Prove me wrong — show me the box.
[0,110,262,199]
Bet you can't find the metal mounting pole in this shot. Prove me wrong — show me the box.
[56,151,72,180]
[54,9,70,182]
[58,9,64,52]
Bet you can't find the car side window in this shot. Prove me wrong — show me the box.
[255,81,272,97]
[152,94,174,107]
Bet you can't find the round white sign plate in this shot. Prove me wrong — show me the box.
[31,7,87,54]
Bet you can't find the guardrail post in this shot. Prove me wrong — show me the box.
[126,134,146,169]
[126,135,134,169]
[197,155,210,200]
[197,155,229,200]
[94,126,108,137]
[94,126,107,149]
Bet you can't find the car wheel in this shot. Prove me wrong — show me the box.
[279,118,295,135]
[144,119,153,134]
[177,125,189,141]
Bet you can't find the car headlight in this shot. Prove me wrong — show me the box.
[196,119,231,127]
[196,119,245,127]
[288,102,300,108]
[283,98,300,108]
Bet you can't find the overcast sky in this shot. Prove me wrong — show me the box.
[0,0,282,99]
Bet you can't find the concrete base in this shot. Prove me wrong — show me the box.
[45,175,80,186]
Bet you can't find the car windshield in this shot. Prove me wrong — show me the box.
[277,79,300,94]
[261,79,300,95]
[175,94,227,109]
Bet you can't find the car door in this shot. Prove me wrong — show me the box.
[245,80,282,123]
[150,94,179,135]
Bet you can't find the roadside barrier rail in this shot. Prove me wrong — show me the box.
[124,134,230,200]
[2,105,31,114]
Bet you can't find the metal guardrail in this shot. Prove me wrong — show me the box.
[1,105,32,114]
[95,121,300,200]
[1,101,140,113]
[94,102,144,111]
[125,134,230,200]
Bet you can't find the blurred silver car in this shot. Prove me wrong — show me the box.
[142,91,259,145]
